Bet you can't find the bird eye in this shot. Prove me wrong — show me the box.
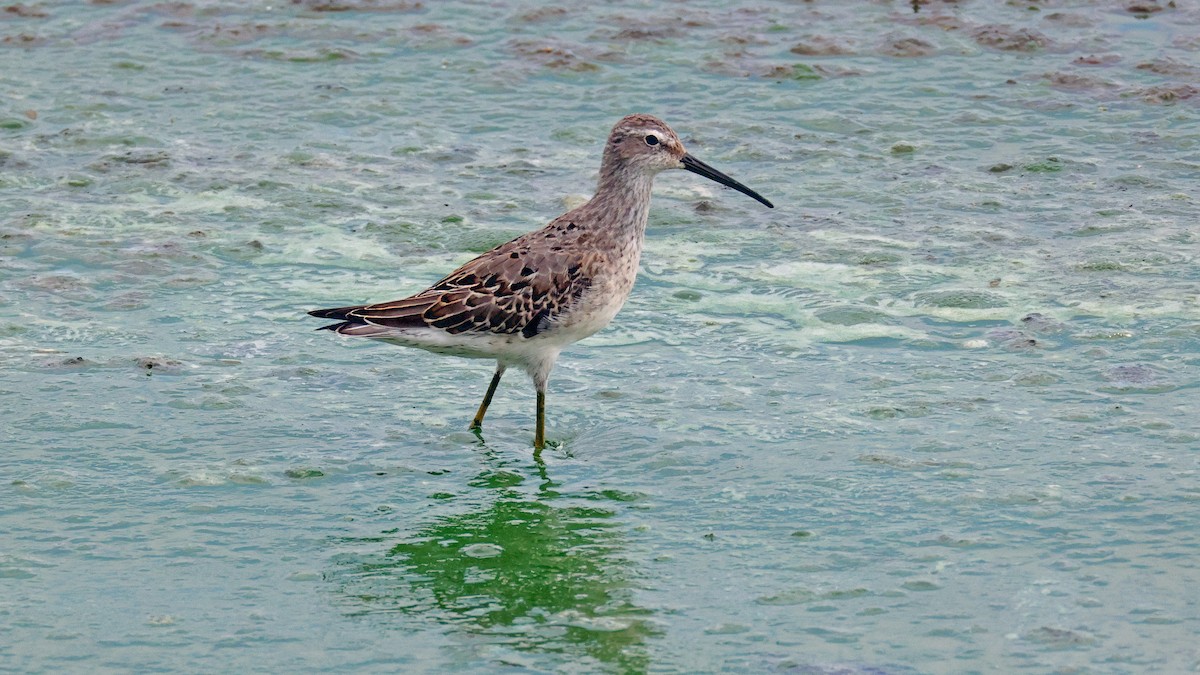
[644,134,660,146]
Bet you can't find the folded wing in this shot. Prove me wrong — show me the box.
[309,232,592,340]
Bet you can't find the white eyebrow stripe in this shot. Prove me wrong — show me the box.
[639,129,666,141]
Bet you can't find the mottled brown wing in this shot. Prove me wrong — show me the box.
[348,232,593,338]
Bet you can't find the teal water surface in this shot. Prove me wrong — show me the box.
[3,1,1199,672]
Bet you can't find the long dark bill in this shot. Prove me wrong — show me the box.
[681,153,774,208]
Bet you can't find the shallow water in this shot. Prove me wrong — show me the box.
[3,0,1199,672]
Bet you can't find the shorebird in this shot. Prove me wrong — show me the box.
[309,114,773,451]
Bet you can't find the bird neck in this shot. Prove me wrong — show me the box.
[588,161,655,241]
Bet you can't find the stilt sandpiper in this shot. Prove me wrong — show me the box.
[309,114,773,451]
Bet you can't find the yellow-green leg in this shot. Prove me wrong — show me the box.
[470,364,505,430]
[534,389,545,453]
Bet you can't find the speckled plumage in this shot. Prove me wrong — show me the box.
[309,114,773,451]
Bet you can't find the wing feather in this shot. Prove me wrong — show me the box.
[309,215,594,338]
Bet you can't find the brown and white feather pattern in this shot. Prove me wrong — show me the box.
[311,200,647,347]
[368,220,594,339]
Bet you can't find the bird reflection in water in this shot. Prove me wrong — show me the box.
[329,457,657,672]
